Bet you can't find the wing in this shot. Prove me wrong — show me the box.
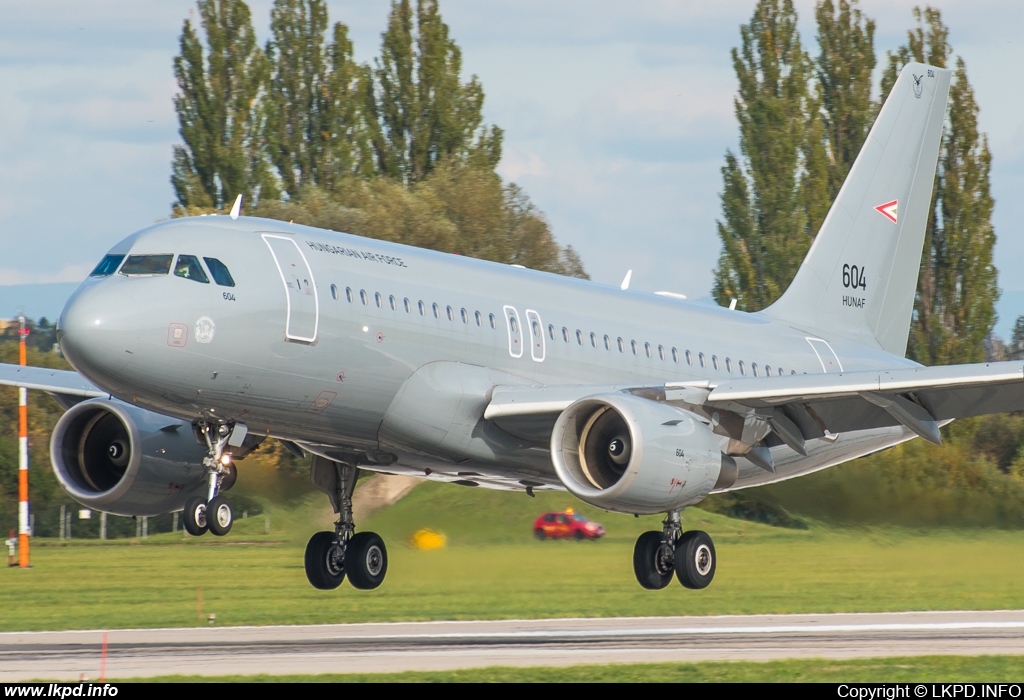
[0,362,107,408]
[483,361,1024,456]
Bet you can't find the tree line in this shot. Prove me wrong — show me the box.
[171,0,586,278]
[713,1,996,375]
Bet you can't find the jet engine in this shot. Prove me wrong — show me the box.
[50,398,210,516]
[551,394,737,514]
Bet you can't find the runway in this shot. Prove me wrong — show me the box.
[3,610,1024,680]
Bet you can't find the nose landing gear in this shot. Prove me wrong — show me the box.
[305,456,389,591]
[632,510,716,590]
[183,422,238,537]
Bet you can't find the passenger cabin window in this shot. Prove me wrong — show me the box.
[120,254,173,276]
[726,357,733,373]
[461,308,469,324]
[330,284,339,300]
[548,324,555,340]
[418,300,426,316]
[489,313,496,329]
[712,355,719,371]
[90,254,124,277]
[173,255,209,283]
[645,343,653,359]
[390,295,397,311]
[671,347,679,363]
[658,345,665,361]
[630,340,638,355]
[375,292,383,308]
[359,289,368,305]
[739,360,746,376]
[203,257,235,287]
[345,287,354,303]
[446,305,454,321]
[475,311,483,326]
[591,332,598,348]
[765,365,772,377]
[432,303,440,319]
[604,335,611,351]
[698,352,706,368]
[752,363,759,377]
[685,350,693,365]
[576,330,584,345]
[617,337,624,353]
[404,298,412,313]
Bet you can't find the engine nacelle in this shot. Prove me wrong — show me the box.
[551,394,736,514]
[50,398,209,516]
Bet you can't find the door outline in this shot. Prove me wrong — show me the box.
[262,234,319,343]
[525,309,545,362]
[503,305,523,359]
[806,337,843,373]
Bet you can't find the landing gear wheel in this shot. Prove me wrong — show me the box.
[207,495,233,537]
[305,531,346,590]
[534,529,546,540]
[675,530,716,589]
[220,464,238,491]
[347,532,388,590]
[633,531,675,590]
[183,497,208,536]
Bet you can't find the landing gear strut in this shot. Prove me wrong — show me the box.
[183,422,236,537]
[305,456,388,591]
[632,510,716,590]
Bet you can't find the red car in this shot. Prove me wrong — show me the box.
[533,509,605,540]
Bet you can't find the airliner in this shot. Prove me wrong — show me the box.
[4,63,1022,591]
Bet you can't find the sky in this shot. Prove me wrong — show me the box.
[1,1,1022,331]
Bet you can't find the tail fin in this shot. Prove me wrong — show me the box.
[762,62,951,356]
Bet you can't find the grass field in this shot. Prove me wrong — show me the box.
[129,656,1024,683]
[3,482,1024,631]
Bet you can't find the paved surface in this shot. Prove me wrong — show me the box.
[3,610,1024,680]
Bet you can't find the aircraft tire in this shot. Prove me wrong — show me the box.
[304,531,346,590]
[220,464,238,491]
[347,532,388,590]
[207,495,233,537]
[675,530,716,589]
[183,497,208,536]
[632,531,674,590]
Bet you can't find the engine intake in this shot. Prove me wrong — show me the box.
[551,394,735,514]
[51,399,210,516]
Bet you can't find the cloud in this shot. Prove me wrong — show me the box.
[0,263,92,286]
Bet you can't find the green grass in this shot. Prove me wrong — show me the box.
[3,482,1024,631]
[128,656,1024,682]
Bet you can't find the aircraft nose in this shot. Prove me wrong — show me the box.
[58,281,137,387]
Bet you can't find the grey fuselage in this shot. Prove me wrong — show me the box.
[58,216,921,493]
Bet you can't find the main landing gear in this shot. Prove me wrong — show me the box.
[183,422,238,537]
[633,510,716,590]
[305,456,388,591]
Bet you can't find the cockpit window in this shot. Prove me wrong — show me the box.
[119,254,173,276]
[174,255,210,283]
[203,257,235,287]
[90,254,124,277]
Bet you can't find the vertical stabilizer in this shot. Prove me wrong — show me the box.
[761,63,951,356]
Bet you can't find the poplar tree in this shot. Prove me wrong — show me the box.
[365,0,503,184]
[171,0,277,210]
[713,0,828,311]
[815,0,876,201]
[265,0,370,197]
[881,7,998,368]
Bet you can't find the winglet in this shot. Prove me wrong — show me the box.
[229,194,243,220]
[620,269,632,291]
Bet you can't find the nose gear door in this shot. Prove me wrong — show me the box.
[262,234,319,343]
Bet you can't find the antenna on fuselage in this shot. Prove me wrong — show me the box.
[229,194,243,220]
[620,269,632,291]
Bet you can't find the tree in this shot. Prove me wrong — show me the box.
[712,0,828,311]
[172,0,278,210]
[881,8,998,368]
[264,0,371,197]
[365,0,503,185]
[1009,316,1024,360]
[815,0,876,201]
